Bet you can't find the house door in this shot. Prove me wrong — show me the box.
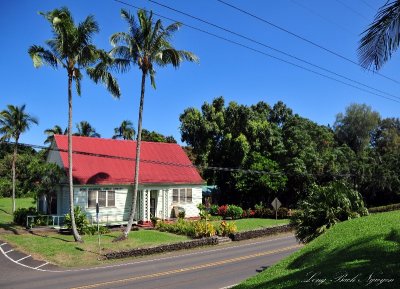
[150,198,156,217]
[150,190,158,218]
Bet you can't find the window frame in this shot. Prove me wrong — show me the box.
[87,188,116,208]
[172,188,193,204]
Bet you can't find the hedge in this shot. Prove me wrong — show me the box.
[104,237,219,259]
[229,224,294,241]
[368,203,400,214]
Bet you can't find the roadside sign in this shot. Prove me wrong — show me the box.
[271,197,281,210]
[271,197,281,220]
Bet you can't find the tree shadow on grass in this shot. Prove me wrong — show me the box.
[29,231,75,243]
[235,231,400,289]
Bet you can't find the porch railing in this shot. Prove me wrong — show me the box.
[26,215,66,229]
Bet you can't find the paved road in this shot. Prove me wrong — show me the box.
[0,234,300,289]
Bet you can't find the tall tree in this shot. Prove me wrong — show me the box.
[333,104,380,154]
[112,120,135,140]
[111,9,198,238]
[358,0,400,70]
[0,104,38,213]
[29,7,120,242]
[44,125,66,145]
[74,121,100,137]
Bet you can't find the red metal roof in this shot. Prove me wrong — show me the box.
[53,135,204,185]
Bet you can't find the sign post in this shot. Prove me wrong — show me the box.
[96,203,100,258]
[271,197,281,220]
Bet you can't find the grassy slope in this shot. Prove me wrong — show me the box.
[212,218,289,232]
[0,197,35,224]
[1,230,190,267]
[234,211,400,289]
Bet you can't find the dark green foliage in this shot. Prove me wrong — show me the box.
[368,203,400,213]
[84,225,110,236]
[178,211,185,219]
[226,205,243,219]
[13,207,37,226]
[180,98,400,208]
[291,181,368,243]
[209,204,219,216]
[64,206,89,235]
[141,129,177,143]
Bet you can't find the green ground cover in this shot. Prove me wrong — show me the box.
[0,197,35,224]
[212,218,289,232]
[1,230,190,267]
[234,210,400,289]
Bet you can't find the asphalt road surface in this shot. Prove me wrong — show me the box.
[0,233,300,289]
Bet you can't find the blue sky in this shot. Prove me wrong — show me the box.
[1,0,399,146]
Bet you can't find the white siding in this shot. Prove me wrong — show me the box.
[167,185,202,218]
[46,143,64,167]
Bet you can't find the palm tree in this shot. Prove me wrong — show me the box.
[44,125,66,145]
[74,121,101,137]
[358,1,400,70]
[29,7,120,242]
[0,104,38,213]
[112,120,135,140]
[111,9,198,238]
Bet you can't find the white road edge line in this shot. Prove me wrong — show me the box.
[0,234,296,273]
[17,255,31,262]
[5,249,14,254]
[35,262,49,269]
[0,246,48,272]
[0,243,7,247]
[218,284,238,289]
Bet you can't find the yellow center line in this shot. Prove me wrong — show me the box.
[70,244,302,289]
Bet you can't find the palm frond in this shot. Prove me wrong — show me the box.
[110,32,130,47]
[73,68,82,96]
[28,45,59,68]
[358,0,400,70]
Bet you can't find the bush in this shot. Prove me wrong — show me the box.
[277,207,289,219]
[151,215,159,227]
[254,202,274,218]
[178,211,185,219]
[64,206,89,234]
[193,220,216,238]
[156,218,196,237]
[218,205,228,218]
[209,204,219,216]
[291,181,368,243]
[84,225,110,235]
[219,221,237,236]
[368,203,400,213]
[226,205,243,219]
[13,207,37,227]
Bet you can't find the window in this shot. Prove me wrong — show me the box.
[172,188,193,203]
[180,189,186,203]
[186,189,192,203]
[173,189,179,203]
[88,189,116,208]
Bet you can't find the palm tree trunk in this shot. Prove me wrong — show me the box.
[124,71,146,238]
[11,138,18,214]
[68,74,82,242]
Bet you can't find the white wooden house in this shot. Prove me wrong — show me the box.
[43,135,204,224]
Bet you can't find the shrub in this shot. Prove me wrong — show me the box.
[209,204,219,216]
[254,203,274,218]
[84,225,110,235]
[178,211,185,219]
[13,207,37,227]
[368,203,400,213]
[64,206,89,235]
[226,205,243,219]
[277,207,289,219]
[151,215,159,227]
[291,181,368,243]
[193,220,216,237]
[219,221,237,236]
[218,205,228,217]
[156,219,196,237]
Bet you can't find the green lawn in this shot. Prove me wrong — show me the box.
[234,210,400,289]
[1,230,190,267]
[212,218,289,232]
[0,197,35,224]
